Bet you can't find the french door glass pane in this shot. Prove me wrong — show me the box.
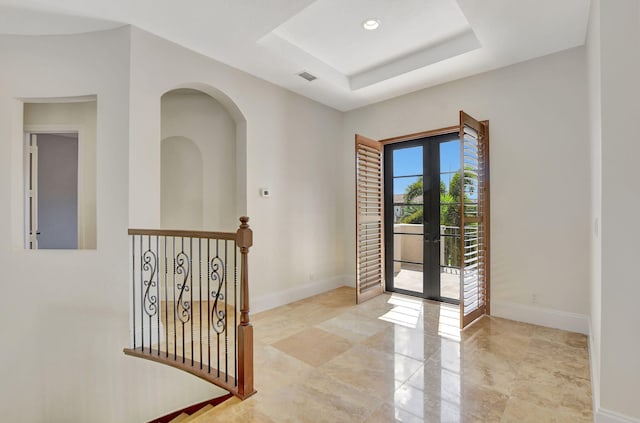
[393,233,423,267]
[392,262,424,294]
[440,140,460,173]
[393,176,422,203]
[440,139,461,301]
[393,147,422,177]
[392,145,424,294]
[393,205,423,225]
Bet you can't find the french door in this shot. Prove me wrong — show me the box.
[355,111,490,328]
[383,133,461,303]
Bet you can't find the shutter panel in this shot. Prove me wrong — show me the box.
[459,112,490,328]
[355,134,385,303]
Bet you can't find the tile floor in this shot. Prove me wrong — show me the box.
[192,287,593,423]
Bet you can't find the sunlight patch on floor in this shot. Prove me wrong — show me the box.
[378,294,423,328]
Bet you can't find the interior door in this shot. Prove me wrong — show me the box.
[355,134,385,303]
[27,134,38,249]
[26,132,79,250]
[459,111,490,329]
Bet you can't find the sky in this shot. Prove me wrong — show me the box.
[392,140,460,198]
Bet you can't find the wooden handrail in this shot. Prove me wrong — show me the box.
[128,228,237,240]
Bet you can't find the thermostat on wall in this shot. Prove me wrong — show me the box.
[260,188,270,198]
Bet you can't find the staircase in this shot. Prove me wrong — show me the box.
[149,393,233,423]
[166,405,211,423]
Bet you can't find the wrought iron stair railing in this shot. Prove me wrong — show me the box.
[124,217,255,399]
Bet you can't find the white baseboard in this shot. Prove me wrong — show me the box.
[251,276,349,314]
[590,319,639,423]
[491,300,589,334]
[589,317,601,421]
[597,408,640,423]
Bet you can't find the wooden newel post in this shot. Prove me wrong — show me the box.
[236,216,256,399]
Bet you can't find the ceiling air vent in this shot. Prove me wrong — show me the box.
[297,71,317,82]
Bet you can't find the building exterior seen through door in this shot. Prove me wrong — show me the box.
[384,132,462,303]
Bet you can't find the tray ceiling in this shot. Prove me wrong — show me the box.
[0,0,590,111]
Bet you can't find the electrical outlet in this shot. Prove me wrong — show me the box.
[532,294,538,304]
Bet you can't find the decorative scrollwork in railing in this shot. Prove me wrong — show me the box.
[127,219,254,398]
[210,256,226,334]
[142,249,158,317]
[175,251,191,324]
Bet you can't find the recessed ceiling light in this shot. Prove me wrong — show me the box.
[362,18,380,31]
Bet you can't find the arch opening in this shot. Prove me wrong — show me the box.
[160,87,244,231]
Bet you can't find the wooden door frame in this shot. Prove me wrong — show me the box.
[381,125,459,145]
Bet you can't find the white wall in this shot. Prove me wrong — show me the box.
[343,47,591,331]
[1,25,348,421]
[161,90,236,231]
[0,29,227,423]
[128,28,346,302]
[597,0,640,420]
[24,101,97,249]
[161,136,204,229]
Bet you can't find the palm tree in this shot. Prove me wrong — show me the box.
[399,178,454,225]
[399,178,424,224]
[397,172,471,268]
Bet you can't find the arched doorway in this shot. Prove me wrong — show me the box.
[160,87,245,230]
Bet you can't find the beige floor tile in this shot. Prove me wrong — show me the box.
[511,366,569,408]
[272,327,354,367]
[532,325,589,349]
[252,314,308,344]
[253,342,315,391]
[362,326,442,362]
[175,287,593,423]
[319,344,423,400]
[364,403,423,423]
[317,310,391,341]
[250,374,377,423]
[351,293,396,318]
[560,374,594,419]
[522,339,591,380]
[501,398,575,423]
[461,358,518,396]
[422,393,492,423]
[439,381,509,422]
